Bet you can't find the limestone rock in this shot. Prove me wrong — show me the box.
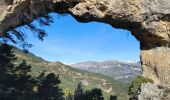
[138,83,163,100]
[138,83,170,100]
[0,0,170,89]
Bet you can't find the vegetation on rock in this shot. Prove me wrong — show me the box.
[128,76,154,100]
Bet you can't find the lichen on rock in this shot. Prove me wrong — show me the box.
[138,83,164,100]
[138,83,170,100]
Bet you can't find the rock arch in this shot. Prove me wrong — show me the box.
[0,0,170,86]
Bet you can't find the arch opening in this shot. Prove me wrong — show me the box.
[9,13,142,99]
[22,13,140,63]
[9,12,141,80]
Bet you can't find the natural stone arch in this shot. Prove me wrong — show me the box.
[0,0,170,87]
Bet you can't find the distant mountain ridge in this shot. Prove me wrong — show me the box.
[71,60,142,83]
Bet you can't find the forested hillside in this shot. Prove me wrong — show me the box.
[13,47,129,100]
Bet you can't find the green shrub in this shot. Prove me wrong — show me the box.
[128,76,154,99]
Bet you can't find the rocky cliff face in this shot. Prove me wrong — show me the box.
[0,0,170,90]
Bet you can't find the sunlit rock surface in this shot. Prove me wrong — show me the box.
[138,83,170,100]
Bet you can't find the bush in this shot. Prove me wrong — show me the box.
[84,88,104,100]
[128,76,153,99]
[74,82,104,100]
[110,95,117,100]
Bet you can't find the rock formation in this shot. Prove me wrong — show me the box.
[0,0,170,88]
[138,83,170,100]
[138,83,164,100]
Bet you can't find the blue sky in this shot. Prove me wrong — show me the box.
[19,13,140,64]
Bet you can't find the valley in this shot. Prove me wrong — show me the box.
[13,47,130,100]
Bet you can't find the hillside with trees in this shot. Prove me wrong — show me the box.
[1,43,124,100]
[11,45,129,100]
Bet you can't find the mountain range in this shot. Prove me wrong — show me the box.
[71,60,142,83]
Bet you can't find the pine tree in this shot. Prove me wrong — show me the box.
[11,60,35,100]
[74,82,84,100]
[0,43,16,73]
[36,73,64,100]
[110,95,117,100]
[84,88,104,100]
[0,43,65,100]
[0,43,35,100]
[0,43,17,100]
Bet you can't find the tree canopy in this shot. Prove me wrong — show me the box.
[0,43,64,100]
